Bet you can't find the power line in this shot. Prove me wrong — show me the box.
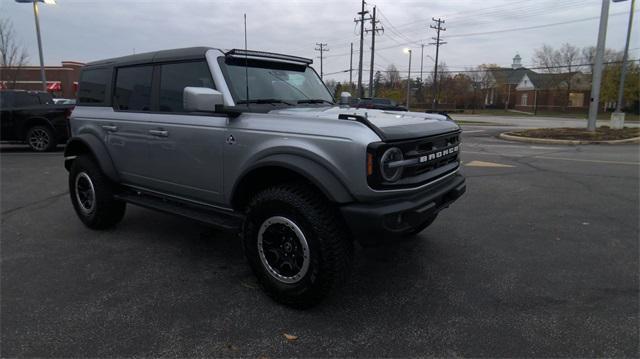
[324,11,632,58]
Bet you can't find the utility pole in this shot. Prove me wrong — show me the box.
[365,6,383,97]
[354,0,370,98]
[349,42,354,86]
[420,43,425,83]
[430,18,446,110]
[612,0,635,129]
[315,43,329,80]
[587,0,610,132]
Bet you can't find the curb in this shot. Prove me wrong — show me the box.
[499,132,640,145]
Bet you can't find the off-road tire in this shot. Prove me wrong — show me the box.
[69,155,126,229]
[26,125,57,152]
[243,184,352,308]
[402,213,438,237]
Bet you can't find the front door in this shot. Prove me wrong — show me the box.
[145,60,226,205]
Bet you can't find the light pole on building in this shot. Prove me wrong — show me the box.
[15,0,56,92]
[404,48,412,110]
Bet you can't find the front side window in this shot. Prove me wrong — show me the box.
[78,68,110,105]
[159,61,215,112]
[219,57,333,105]
[113,65,153,111]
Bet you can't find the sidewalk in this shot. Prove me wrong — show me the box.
[453,114,640,129]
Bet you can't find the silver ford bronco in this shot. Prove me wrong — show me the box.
[65,47,465,307]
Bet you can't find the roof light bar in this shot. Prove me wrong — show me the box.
[225,49,313,65]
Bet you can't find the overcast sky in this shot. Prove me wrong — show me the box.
[2,0,638,83]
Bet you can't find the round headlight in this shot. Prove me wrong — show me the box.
[379,147,404,182]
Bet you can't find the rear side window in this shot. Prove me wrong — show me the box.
[113,65,153,111]
[78,68,110,105]
[13,92,40,107]
[38,93,54,105]
[159,61,215,112]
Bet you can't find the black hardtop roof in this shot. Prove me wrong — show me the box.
[85,47,218,68]
[84,47,313,69]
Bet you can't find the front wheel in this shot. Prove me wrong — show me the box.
[69,155,126,229]
[243,184,352,308]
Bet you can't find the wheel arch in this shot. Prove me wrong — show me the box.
[22,117,54,138]
[64,134,120,183]
[230,154,354,211]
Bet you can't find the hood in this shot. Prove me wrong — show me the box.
[268,106,460,141]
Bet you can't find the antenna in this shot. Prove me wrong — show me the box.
[244,14,250,106]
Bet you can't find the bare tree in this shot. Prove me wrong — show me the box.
[581,46,623,73]
[533,43,580,73]
[558,43,580,73]
[0,17,30,88]
[384,64,400,88]
[533,44,561,73]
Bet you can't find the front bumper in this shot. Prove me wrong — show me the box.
[340,173,466,243]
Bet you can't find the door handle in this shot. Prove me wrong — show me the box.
[148,129,169,137]
[101,125,118,132]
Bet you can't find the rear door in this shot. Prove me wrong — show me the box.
[107,65,156,187]
[12,92,41,139]
[145,60,226,205]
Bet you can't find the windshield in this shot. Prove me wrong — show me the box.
[218,57,334,105]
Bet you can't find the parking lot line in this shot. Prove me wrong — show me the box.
[465,160,514,168]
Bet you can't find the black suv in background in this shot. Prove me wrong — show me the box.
[353,97,408,111]
[0,90,74,151]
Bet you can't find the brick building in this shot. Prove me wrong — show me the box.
[514,72,591,113]
[0,61,84,98]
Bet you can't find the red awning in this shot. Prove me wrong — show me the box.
[47,82,61,91]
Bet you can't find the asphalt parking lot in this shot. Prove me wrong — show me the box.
[1,125,638,357]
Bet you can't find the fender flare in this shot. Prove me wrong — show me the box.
[232,153,354,204]
[63,134,120,183]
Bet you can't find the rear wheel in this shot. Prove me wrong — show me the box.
[26,125,57,152]
[69,155,126,229]
[243,184,352,308]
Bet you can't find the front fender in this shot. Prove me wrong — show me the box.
[64,134,120,183]
[232,153,354,204]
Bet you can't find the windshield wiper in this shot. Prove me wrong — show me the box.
[296,99,334,105]
[237,99,295,105]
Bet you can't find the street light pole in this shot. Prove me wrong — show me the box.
[587,0,611,132]
[32,0,47,91]
[16,0,56,91]
[612,0,635,128]
[404,48,412,110]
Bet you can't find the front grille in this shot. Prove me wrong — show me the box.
[399,132,460,180]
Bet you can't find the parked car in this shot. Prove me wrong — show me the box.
[0,90,74,151]
[354,97,408,111]
[64,47,465,307]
